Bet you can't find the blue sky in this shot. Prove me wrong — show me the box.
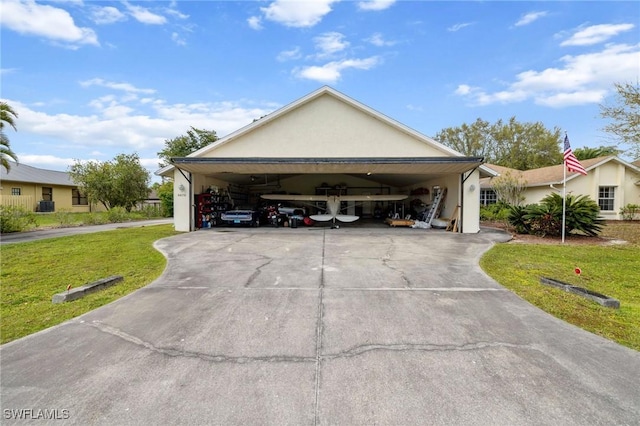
[2,0,639,181]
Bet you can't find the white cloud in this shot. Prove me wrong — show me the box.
[16,154,78,168]
[358,0,396,11]
[313,32,349,58]
[165,7,189,20]
[123,1,167,25]
[247,15,263,30]
[561,23,635,46]
[535,90,608,108]
[455,43,640,108]
[90,6,126,25]
[447,22,473,32]
[0,0,98,47]
[80,78,156,95]
[514,11,548,27]
[6,96,277,154]
[277,46,302,62]
[366,32,396,46]
[1,68,19,76]
[454,85,472,96]
[294,56,381,84]
[171,32,186,46]
[259,0,338,28]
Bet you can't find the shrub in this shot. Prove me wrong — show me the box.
[523,203,562,237]
[83,213,108,225]
[54,209,74,227]
[107,206,129,223]
[139,204,162,218]
[480,202,511,221]
[507,204,532,234]
[620,204,640,220]
[508,194,604,237]
[0,206,38,233]
[542,193,604,237]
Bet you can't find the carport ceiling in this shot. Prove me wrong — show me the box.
[171,157,484,188]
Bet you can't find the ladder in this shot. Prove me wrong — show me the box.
[423,187,446,226]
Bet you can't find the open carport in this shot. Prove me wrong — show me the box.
[1,228,639,425]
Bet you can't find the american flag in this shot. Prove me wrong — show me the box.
[563,135,587,176]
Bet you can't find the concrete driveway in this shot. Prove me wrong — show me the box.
[1,227,639,425]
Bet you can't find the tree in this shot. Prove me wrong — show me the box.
[573,145,620,160]
[435,116,563,170]
[600,82,640,159]
[153,180,174,217]
[491,171,527,206]
[69,153,150,212]
[1,102,19,172]
[157,127,218,168]
[434,118,493,159]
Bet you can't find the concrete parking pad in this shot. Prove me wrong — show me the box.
[2,227,639,425]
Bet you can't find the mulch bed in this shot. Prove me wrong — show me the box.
[480,221,625,246]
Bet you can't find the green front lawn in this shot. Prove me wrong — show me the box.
[481,241,640,351]
[1,225,180,344]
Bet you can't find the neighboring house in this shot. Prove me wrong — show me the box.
[0,162,101,213]
[482,156,640,220]
[135,189,161,211]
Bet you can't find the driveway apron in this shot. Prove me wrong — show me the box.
[1,227,639,425]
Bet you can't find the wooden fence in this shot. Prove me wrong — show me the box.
[0,195,35,211]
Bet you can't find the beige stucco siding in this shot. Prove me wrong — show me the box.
[207,94,449,158]
[519,161,640,220]
[0,181,99,212]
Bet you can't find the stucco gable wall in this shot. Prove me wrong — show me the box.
[205,94,448,158]
[520,161,640,219]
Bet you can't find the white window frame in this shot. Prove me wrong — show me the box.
[480,189,497,206]
[598,186,615,211]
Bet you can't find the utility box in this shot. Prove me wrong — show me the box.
[39,200,55,212]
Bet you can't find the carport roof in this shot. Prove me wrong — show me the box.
[169,156,487,187]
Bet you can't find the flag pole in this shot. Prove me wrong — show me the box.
[561,132,587,244]
[562,156,567,243]
[562,131,567,243]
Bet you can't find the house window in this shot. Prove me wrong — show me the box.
[598,186,615,211]
[11,188,21,196]
[42,187,53,201]
[72,189,88,205]
[480,189,497,206]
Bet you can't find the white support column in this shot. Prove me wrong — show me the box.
[173,169,192,232]
[461,169,481,233]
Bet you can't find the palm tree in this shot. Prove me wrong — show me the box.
[573,145,620,161]
[1,101,19,172]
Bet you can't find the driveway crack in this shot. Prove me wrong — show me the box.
[244,257,274,287]
[324,341,539,359]
[85,321,314,364]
